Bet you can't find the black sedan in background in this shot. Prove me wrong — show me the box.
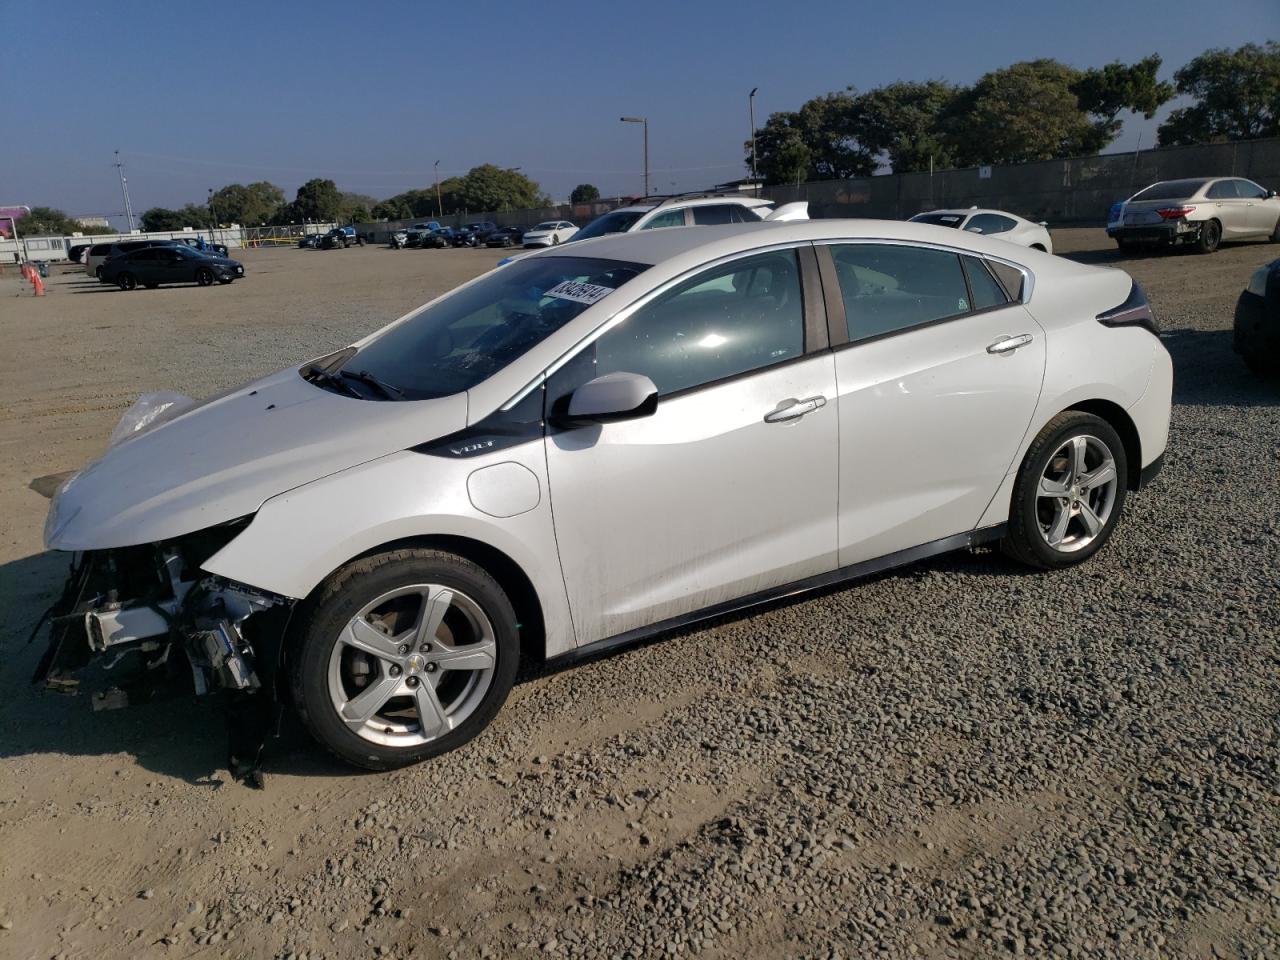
[484,226,525,248]
[101,245,245,290]
[1235,259,1280,376]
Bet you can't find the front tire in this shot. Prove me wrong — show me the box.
[1002,412,1128,570]
[289,549,519,770]
[196,267,214,286]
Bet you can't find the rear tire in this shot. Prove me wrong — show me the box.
[117,273,137,291]
[1002,412,1128,570]
[1194,219,1221,254]
[289,549,519,771]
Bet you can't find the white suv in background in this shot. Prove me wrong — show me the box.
[572,194,808,242]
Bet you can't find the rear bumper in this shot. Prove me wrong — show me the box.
[1107,221,1198,245]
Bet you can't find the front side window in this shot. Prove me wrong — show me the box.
[641,208,686,229]
[1234,179,1267,199]
[591,249,804,396]
[829,243,972,343]
[337,257,647,400]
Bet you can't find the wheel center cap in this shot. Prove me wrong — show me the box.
[407,654,426,673]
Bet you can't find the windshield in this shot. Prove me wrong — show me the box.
[571,209,646,242]
[531,222,557,231]
[909,213,965,228]
[1131,179,1209,202]
[336,256,648,400]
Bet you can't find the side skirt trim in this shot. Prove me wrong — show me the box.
[551,524,1007,666]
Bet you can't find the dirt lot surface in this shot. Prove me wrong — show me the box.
[1,232,1277,959]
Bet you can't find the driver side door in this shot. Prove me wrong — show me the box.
[543,246,839,645]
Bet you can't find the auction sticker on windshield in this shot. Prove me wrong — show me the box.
[545,280,614,305]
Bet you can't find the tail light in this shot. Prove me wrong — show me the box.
[1097,281,1159,336]
[1156,205,1196,220]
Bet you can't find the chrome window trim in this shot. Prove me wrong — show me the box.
[500,240,816,411]
[811,237,1035,305]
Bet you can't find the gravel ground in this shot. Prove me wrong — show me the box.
[0,232,1277,959]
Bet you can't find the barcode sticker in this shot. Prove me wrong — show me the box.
[545,280,614,305]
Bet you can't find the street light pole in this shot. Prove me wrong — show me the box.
[434,160,441,218]
[620,116,648,198]
[207,188,219,247]
[749,88,759,195]
[114,150,136,232]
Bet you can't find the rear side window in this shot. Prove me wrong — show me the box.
[593,249,805,395]
[731,205,764,222]
[965,213,1017,235]
[963,257,1011,311]
[1206,181,1235,200]
[691,205,736,225]
[829,244,972,343]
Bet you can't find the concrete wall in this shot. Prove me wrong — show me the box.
[762,137,1280,225]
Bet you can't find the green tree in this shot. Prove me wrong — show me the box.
[855,80,960,173]
[1157,42,1280,145]
[751,114,813,185]
[209,181,286,226]
[455,165,548,212]
[293,178,343,221]
[570,183,601,203]
[1072,55,1173,140]
[15,207,114,236]
[139,205,212,232]
[945,60,1103,166]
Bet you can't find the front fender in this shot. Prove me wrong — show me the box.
[202,446,577,657]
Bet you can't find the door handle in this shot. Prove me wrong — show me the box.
[764,395,826,423]
[987,333,1034,355]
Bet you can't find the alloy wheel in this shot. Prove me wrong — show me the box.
[1035,435,1118,553]
[327,584,497,747]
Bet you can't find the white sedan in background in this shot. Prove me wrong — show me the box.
[39,219,1169,771]
[522,221,578,247]
[910,208,1053,253]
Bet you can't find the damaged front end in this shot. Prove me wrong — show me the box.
[33,519,296,781]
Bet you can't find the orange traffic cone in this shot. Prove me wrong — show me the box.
[32,271,45,296]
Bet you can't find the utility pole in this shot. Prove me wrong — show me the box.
[114,150,136,232]
[620,117,648,197]
[434,160,442,218]
[207,188,219,247]
[749,88,759,195]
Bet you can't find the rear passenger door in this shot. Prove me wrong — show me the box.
[820,242,1046,566]
[1206,180,1249,237]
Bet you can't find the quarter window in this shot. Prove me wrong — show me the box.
[592,250,805,395]
[963,257,1010,311]
[829,243,973,343]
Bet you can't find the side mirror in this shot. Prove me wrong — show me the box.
[563,372,658,426]
[1269,189,1278,199]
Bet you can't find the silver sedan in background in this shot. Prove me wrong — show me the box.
[1108,177,1280,253]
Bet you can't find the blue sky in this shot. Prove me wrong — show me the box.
[6,0,1277,225]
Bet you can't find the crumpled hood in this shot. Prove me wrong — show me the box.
[45,367,468,550]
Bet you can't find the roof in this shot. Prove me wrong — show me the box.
[524,219,1059,270]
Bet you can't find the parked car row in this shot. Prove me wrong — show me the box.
[83,237,245,290]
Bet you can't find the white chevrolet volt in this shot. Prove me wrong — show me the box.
[40,220,1172,770]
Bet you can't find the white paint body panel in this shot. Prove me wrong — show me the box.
[833,302,1046,565]
[545,353,839,643]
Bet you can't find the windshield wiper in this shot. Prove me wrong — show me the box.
[305,367,363,398]
[340,369,405,400]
